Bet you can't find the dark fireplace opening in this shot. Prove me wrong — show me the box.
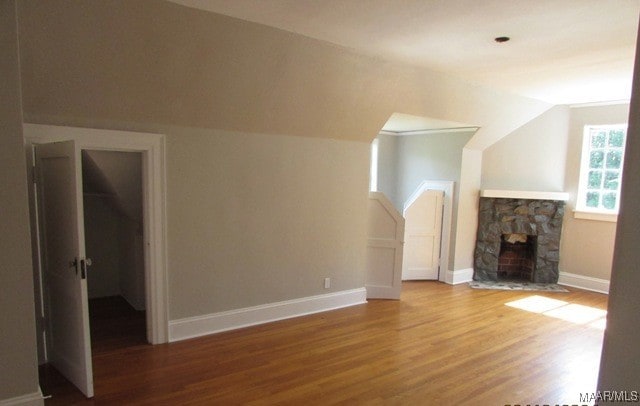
[497,234,537,282]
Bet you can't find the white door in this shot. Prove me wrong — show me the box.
[365,192,405,299]
[402,189,444,280]
[35,141,94,397]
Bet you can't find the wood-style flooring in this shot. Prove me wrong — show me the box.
[40,282,607,405]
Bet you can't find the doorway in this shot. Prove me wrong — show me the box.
[82,150,147,353]
[24,124,168,398]
[402,189,444,280]
[402,180,454,282]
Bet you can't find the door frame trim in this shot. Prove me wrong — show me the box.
[24,124,169,348]
[403,180,454,283]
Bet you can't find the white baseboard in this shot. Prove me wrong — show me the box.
[169,288,367,342]
[558,272,610,294]
[445,268,474,285]
[0,389,44,406]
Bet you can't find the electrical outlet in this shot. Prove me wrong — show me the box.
[324,277,331,289]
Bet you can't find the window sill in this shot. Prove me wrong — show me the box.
[573,210,618,223]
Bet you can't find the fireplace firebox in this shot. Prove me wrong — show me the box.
[497,234,537,281]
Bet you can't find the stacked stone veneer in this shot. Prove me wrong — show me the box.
[474,197,565,283]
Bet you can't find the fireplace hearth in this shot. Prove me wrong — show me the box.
[474,192,566,283]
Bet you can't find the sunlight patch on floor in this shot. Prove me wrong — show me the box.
[544,303,607,325]
[505,295,607,329]
[588,317,607,330]
[505,295,568,313]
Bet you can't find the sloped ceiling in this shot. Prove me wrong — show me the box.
[170,0,640,105]
[17,0,551,147]
[82,151,142,223]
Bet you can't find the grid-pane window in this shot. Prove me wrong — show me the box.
[579,125,627,213]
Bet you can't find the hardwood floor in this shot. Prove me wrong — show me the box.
[87,295,147,355]
[41,282,607,405]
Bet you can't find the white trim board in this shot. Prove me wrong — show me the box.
[573,210,617,223]
[23,124,169,345]
[445,268,474,285]
[0,389,44,406]
[480,189,569,201]
[169,288,367,342]
[403,180,454,283]
[558,272,610,294]
[379,127,479,136]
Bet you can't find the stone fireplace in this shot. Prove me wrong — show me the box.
[474,190,568,283]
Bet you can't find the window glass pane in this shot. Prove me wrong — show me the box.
[603,193,617,210]
[588,171,602,189]
[589,150,604,168]
[581,125,627,213]
[586,192,600,208]
[608,130,625,147]
[606,150,622,169]
[591,131,606,148]
[604,171,619,190]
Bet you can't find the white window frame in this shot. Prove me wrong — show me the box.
[575,123,627,222]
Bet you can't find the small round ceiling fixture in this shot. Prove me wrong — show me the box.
[494,36,510,43]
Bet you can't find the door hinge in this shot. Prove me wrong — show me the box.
[70,257,79,275]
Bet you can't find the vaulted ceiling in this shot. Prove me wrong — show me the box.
[170,0,640,105]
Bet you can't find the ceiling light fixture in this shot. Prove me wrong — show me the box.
[494,36,510,43]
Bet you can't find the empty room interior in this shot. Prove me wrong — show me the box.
[2,1,640,405]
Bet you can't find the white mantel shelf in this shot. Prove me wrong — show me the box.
[480,189,570,201]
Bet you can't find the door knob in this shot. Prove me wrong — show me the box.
[80,258,92,280]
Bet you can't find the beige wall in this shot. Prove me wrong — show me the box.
[16,0,551,147]
[481,103,629,281]
[561,103,629,280]
[167,128,369,318]
[482,105,570,191]
[0,0,40,402]
[14,0,554,319]
[16,0,395,143]
[597,23,640,399]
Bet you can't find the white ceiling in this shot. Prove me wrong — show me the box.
[170,0,640,106]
